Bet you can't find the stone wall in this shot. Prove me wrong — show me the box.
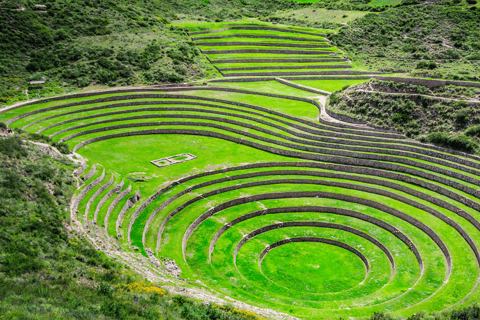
[216,207,416,269]
[188,26,326,37]
[83,164,97,181]
[84,174,114,222]
[258,236,369,271]
[65,121,480,187]
[211,58,347,64]
[325,106,368,125]
[94,180,124,224]
[197,42,331,48]
[202,49,333,55]
[192,34,326,42]
[182,189,450,272]
[233,221,394,270]
[375,76,480,88]
[72,129,480,202]
[104,184,131,233]
[224,71,381,77]
[139,161,480,253]
[219,65,351,71]
[72,168,105,221]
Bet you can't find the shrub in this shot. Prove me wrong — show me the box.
[466,0,477,4]
[416,61,429,69]
[0,136,27,158]
[421,131,478,153]
[428,61,437,69]
[0,122,6,129]
[465,124,480,137]
[455,109,470,126]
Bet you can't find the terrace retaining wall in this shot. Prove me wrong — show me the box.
[104,184,131,233]
[192,35,326,41]
[139,161,480,250]
[94,181,124,224]
[224,71,381,77]
[219,65,351,71]
[211,58,347,63]
[236,222,393,269]
[188,26,326,37]
[258,237,369,271]
[84,174,114,221]
[216,206,418,269]
[202,49,334,55]
[183,189,452,272]
[72,129,480,201]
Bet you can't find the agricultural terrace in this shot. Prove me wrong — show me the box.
[187,23,379,78]
[2,23,480,320]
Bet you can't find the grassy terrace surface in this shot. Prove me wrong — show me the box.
[3,74,480,319]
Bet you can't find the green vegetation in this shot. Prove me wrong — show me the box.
[4,2,480,319]
[331,4,480,80]
[328,79,480,141]
[4,75,480,318]
[0,135,266,320]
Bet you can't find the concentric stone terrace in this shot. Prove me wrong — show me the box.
[3,80,480,319]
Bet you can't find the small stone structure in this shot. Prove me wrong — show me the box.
[150,153,196,168]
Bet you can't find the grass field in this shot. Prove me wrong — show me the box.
[3,22,480,320]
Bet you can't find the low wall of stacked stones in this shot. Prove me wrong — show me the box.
[235,221,394,268]
[197,42,331,48]
[274,77,331,95]
[202,49,333,55]
[183,177,474,268]
[211,58,347,64]
[18,88,397,139]
[258,237,370,270]
[29,99,408,146]
[104,184,131,232]
[139,160,480,249]
[74,160,87,177]
[375,76,480,88]
[84,174,114,221]
[192,35,326,42]
[159,87,401,138]
[72,168,105,219]
[83,164,97,181]
[188,26,327,37]
[94,181,124,223]
[116,189,141,236]
[219,65,351,71]
[65,120,480,183]
[12,86,480,161]
[140,159,480,247]
[72,129,480,203]
[224,71,381,77]
[325,106,368,125]
[182,189,451,270]
[220,206,418,268]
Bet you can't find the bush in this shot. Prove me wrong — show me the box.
[421,131,478,153]
[466,0,477,4]
[0,136,27,158]
[416,61,429,69]
[455,109,470,126]
[0,122,6,129]
[465,124,480,137]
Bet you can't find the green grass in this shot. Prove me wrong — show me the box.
[4,51,480,319]
[291,79,370,92]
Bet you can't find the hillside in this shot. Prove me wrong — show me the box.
[3,0,480,319]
